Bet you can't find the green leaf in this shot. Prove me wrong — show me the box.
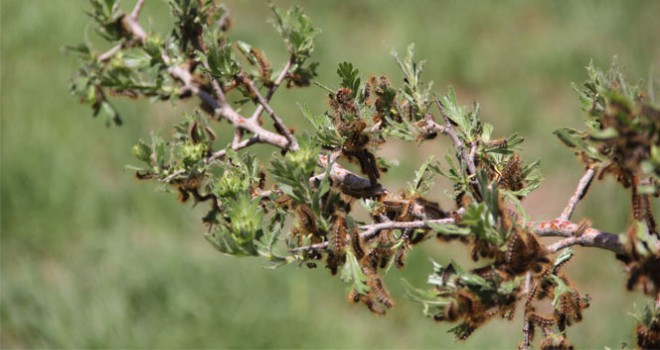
[553,248,574,269]
[382,118,420,142]
[337,62,361,96]
[64,43,93,59]
[132,140,152,164]
[402,278,454,319]
[88,0,124,41]
[300,104,344,148]
[270,4,320,60]
[548,275,573,309]
[408,156,441,196]
[341,250,370,295]
[554,128,583,148]
[99,101,122,126]
[392,44,433,119]
[205,193,264,257]
[269,135,319,205]
[199,33,241,80]
[438,87,480,141]
[122,50,151,69]
[427,222,471,236]
[214,152,263,198]
[589,127,618,140]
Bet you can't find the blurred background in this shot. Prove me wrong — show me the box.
[2,0,659,348]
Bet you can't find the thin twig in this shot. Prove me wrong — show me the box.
[232,129,243,149]
[433,97,477,177]
[122,15,147,43]
[240,73,299,151]
[521,319,532,350]
[433,97,480,199]
[206,136,260,163]
[523,271,532,295]
[98,43,122,62]
[469,142,478,167]
[545,231,623,254]
[160,169,185,183]
[130,0,147,19]
[98,0,147,62]
[358,218,456,241]
[559,167,595,221]
[250,58,293,122]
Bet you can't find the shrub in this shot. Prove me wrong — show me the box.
[69,1,659,348]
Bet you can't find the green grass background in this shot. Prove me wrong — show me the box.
[2,0,659,348]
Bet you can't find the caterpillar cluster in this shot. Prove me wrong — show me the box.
[521,252,589,349]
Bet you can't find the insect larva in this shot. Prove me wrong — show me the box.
[251,48,271,83]
[296,205,318,235]
[394,246,407,269]
[485,138,508,149]
[506,232,523,265]
[528,312,556,327]
[355,149,380,184]
[330,215,347,254]
[632,184,642,220]
[525,282,539,311]
[350,229,365,260]
[369,276,394,308]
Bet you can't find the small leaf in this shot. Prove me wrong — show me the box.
[341,250,370,295]
[408,156,441,196]
[553,128,582,148]
[132,140,152,164]
[554,248,574,269]
[589,127,618,140]
[427,222,471,236]
[337,62,361,96]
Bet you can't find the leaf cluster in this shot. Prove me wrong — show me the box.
[555,61,660,189]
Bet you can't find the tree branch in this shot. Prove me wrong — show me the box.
[559,167,595,221]
[238,72,299,151]
[97,0,148,62]
[532,219,625,254]
[102,1,291,152]
[358,218,456,241]
[290,217,456,252]
[249,58,293,122]
[130,0,147,20]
